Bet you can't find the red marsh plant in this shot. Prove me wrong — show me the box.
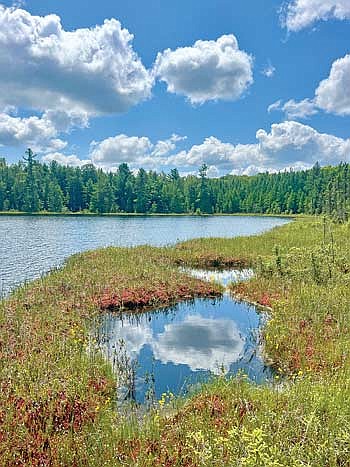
[99,281,221,311]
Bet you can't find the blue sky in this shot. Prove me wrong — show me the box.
[0,0,350,175]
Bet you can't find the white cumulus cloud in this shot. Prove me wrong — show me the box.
[44,122,350,175]
[0,5,153,116]
[89,133,186,169]
[152,134,187,158]
[0,109,88,152]
[167,137,264,172]
[154,35,253,104]
[256,121,350,166]
[315,54,350,115]
[0,113,56,147]
[42,152,91,167]
[90,134,153,168]
[282,0,350,31]
[169,122,350,175]
[270,52,350,119]
[0,112,71,153]
[268,98,318,119]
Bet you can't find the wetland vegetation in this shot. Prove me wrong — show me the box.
[1,216,350,465]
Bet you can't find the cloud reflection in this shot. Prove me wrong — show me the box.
[152,315,245,374]
[180,267,254,287]
[100,317,152,359]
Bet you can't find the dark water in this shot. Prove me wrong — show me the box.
[0,215,289,295]
[97,293,271,403]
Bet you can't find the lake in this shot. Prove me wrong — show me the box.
[0,215,289,295]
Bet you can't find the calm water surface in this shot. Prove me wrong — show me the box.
[97,269,272,403]
[0,215,289,295]
[97,292,271,403]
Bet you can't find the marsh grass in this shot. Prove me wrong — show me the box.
[0,246,222,465]
[1,217,350,465]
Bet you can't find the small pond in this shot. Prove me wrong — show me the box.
[96,270,272,403]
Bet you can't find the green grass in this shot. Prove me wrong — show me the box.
[1,216,350,466]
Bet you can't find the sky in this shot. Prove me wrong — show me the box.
[0,0,350,176]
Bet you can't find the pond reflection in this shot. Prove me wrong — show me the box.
[96,294,272,403]
[152,315,245,373]
[180,267,254,287]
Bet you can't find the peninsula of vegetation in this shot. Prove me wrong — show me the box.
[1,216,350,466]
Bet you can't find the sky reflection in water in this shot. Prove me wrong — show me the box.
[97,294,272,403]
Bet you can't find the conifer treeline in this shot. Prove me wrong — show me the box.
[1,151,350,218]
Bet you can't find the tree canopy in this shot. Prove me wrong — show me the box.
[1,152,350,220]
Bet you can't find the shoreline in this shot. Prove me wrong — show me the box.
[0,210,298,218]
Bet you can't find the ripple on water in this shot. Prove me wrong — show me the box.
[0,215,289,295]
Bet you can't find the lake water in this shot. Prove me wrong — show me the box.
[0,215,289,295]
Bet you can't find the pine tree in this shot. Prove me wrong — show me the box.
[22,148,40,212]
[198,164,212,214]
[135,169,148,213]
[47,182,64,212]
[90,179,115,213]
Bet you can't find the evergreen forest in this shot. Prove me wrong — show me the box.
[1,149,350,219]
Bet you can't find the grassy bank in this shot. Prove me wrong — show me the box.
[1,217,350,466]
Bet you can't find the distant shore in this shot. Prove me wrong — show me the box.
[0,211,297,218]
